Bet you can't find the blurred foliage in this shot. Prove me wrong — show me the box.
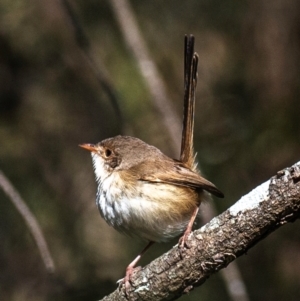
[0,0,300,300]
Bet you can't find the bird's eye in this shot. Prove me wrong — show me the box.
[105,149,112,157]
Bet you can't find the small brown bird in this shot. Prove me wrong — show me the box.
[80,135,223,292]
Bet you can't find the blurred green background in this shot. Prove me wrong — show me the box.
[0,0,300,300]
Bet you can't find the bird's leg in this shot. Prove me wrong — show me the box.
[179,206,199,249]
[120,241,154,296]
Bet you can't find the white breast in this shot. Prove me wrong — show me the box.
[92,153,132,227]
[91,153,192,242]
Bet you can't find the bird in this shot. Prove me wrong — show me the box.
[79,135,224,294]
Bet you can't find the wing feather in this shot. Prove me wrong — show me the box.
[128,159,224,198]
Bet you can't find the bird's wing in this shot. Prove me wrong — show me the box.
[130,160,224,198]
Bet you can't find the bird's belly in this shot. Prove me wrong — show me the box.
[97,181,199,242]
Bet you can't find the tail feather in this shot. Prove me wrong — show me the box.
[180,35,198,170]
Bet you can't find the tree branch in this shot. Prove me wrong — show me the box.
[59,0,126,131]
[109,0,182,154]
[99,161,300,301]
[0,170,55,273]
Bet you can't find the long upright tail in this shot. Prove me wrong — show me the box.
[180,35,199,170]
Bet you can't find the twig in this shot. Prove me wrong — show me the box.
[0,170,55,273]
[109,0,182,153]
[60,0,125,131]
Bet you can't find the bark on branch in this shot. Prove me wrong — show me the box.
[100,161,300,301]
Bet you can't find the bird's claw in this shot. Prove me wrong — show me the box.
[178,231,192,258]
[117,266,142,296]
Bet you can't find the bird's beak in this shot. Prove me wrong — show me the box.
[79,143,97,153]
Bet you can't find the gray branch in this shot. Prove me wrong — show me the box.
[109,0,182,154]
[99,161,300,301]
[0,170,55,273]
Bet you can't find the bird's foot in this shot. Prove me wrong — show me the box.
[178,229,192,258]
[178,207,199,256]
[117,266,142,296]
